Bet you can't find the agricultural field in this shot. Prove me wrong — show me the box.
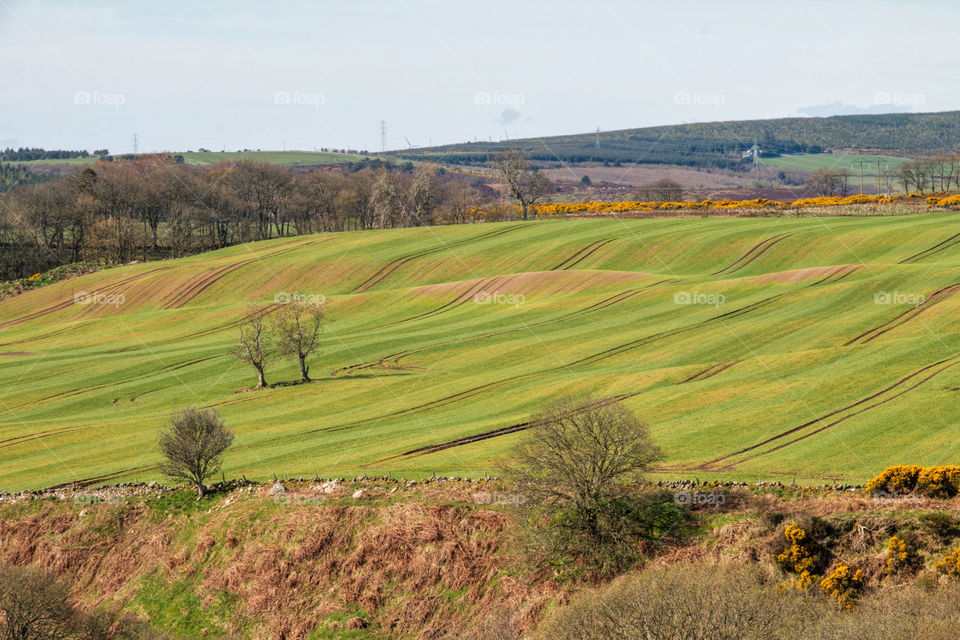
[1,214,959,491]
[760,153,909,176]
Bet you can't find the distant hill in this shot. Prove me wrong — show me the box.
[390,111,960,169]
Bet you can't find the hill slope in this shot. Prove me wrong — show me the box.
[392,111,960,167]
[2,214,960,490]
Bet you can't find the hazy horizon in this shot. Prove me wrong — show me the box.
[2,0,958,155]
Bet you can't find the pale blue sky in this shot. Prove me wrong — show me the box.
[2,0,958,154]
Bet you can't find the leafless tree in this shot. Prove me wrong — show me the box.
[158,407,234,496]
[0,564,77,640]
[272,300,327,383]
[510,395,663,541]
[233,304,273,389]
[494,149,550,220]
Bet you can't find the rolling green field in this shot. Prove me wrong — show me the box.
[759,153,909,175]
[14,150,369,167]
[2,214,959,491]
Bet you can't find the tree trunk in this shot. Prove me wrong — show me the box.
[195,481,206,497]
[299,356,309,383]
[256,366,267,389]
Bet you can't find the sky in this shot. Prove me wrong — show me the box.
[1,0,959,154]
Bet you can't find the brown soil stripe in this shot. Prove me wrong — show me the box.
[678,360,740,384]
[551,239,615,271]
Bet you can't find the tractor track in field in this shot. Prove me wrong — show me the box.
[0,320,95,348]
[712,234,792,276]
[564,292,786,368]
[350,224,526,294]
[377,389,652,461]
[678,360,741,384]
[42,465,157,491]
[331,280,678,377]
[551,238,616,270]
[844,282,960,346]
[161,238,329,310]
[0,425,89,449]
[696,354,960,471]
[2,354,223,412]
[0,268,168,330]
[899,232,960,264]
[808,265,863,287]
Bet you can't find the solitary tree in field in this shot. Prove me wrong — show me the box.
[494,149,550,220]
[272,300,327,383]
[234,304,273,389]
[511,395,663,542]
[158,407,234,497]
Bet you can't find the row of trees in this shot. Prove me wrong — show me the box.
[805,156,960,196]
[0,155,508,280]
[234,300,327,387]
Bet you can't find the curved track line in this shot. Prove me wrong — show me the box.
[711,234,791,276]
[845,283,960,346]
[678,360,741,384]
[551,239,615,271]
[698,355,960,470]
[900,232,960,264]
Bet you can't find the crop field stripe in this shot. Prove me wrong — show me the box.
[711,234,791,275]
[844,283,960,346]
[700,355,960,470]
[899,232,960,264]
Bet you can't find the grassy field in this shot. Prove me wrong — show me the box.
[2,214,959,491]
[13,150,370,167]
[760,153,909,175]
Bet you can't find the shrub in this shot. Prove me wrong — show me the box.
[775,523,823,590]
[935,546,960,577]
[819,561,864,609]
[884,534,922,575]
[865,465,922,495]
[916,466,960,498]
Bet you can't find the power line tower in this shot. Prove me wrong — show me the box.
[595,126,601,150]
[132,133,139,154]
[379,121,387,152]
[751,137,760,171]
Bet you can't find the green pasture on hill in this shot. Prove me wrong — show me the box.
[1,213,959,490]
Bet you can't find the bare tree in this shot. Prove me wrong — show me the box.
[272,300,327,383]
[0,564,77,640]
[233,304,273,389]
[510,395,663,542]
[158,407,234,496]
[494,149,550,220]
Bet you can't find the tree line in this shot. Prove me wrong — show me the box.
[0,155,501,281]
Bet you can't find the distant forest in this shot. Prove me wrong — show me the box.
[392,111,960,168]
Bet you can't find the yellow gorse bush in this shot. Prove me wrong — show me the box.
[935,547,960,577]
[819,562,864,609]
[866,465,960,497]
[885,535,921,575]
